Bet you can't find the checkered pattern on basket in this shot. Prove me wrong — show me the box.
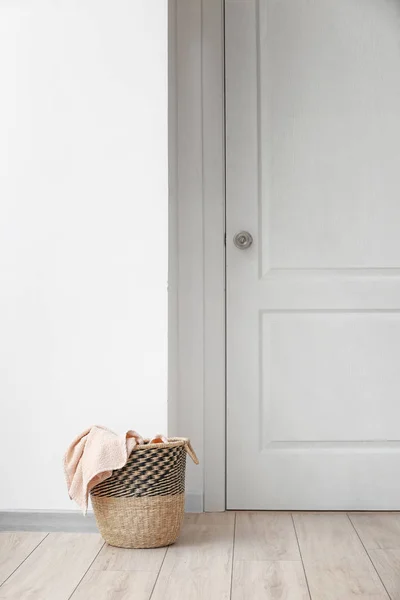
[90,445,186,499]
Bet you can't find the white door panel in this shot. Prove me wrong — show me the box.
[226,0,400,508]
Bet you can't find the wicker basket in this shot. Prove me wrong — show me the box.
[91,437,198,549]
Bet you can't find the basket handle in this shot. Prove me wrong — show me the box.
[185,440,199,464]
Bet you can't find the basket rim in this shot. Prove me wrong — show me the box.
[130,437,190,452]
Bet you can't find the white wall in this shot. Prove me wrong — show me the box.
[0,1,168,510]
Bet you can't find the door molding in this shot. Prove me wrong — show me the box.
[168,0,226,511]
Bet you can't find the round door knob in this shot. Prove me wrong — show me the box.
[233,231,253,249]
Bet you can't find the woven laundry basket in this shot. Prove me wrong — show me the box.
[91,437,198,549]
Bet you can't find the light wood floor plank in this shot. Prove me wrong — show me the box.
[294,513,364,559]
[151,512,235,600]
[232,560,310,600]
[349,513,400,550]
[235,512,301,561]
[71,570,157,600]
[293,513,389,600]
[0,532,47,586]
[2,513,398,600]
[92,543,166,572]
[0,532,104,600]
[369,548,400,600]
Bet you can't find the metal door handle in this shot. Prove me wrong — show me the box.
[233,231,253,249]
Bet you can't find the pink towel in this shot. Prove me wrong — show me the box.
[64,425,145,514]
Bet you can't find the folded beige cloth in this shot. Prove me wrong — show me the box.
[64,425,145,514]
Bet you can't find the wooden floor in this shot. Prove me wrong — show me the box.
[1,513,400,599]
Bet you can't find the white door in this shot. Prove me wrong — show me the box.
[226,0,400,509]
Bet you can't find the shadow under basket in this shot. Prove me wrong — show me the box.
[91,437,198,549]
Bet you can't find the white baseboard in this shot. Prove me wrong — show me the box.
[0,495,205,532]
[0,510,98,532]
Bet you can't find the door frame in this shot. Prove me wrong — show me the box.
[168,0,226,511]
